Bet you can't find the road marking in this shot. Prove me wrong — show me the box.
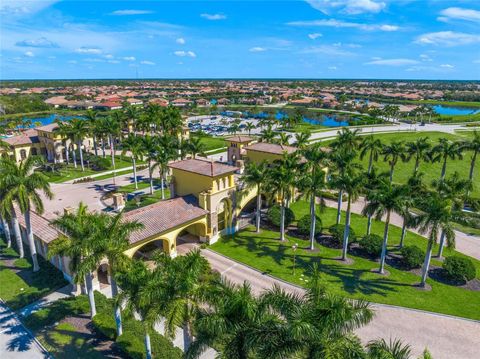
[220,263,238,275]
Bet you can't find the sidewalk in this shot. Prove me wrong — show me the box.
[18,285,72,318]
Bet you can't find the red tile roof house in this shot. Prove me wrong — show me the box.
[171,98,193,107]
[95,101,123,110]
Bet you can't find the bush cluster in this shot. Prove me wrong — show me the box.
[267,205,295,228]
[359,234,383,257]
[87,155,111,171]
[297,215,322,236]
[328,224,356,246]
[400,245,424,270]
[442,256,476,282]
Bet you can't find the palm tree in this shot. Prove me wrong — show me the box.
[105,113,122,168]
[152,140,174,200]
[245,122,255,136]
[70,118,89,171]
[331,168,364,261]
[359,135,383,173]
[269,152,298,241]
[260,126,275,143]
[367,338,412,359]
[1,156,53,271]
[116,260,160,359]
[142,135,158,195]
[84,109,99,157]
[430,138,463,180]
[121,134,144,190]
[363,167,389,236]
[462,130,480,184]
[188,137,207,159]
[242,161,269,233]
[124,105,140,134]
[0,174,24,257]
[90,211,143,337]
[405,137,431,174]
[363,183,408,274]
[0,212,12,248]
[50,203,99,317]
[414,194,455,287]
[293,130,311,149]
[382,141,406,183]
[276,132,291,146]
[54,120,75,165]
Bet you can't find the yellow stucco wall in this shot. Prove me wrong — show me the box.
[245,149,284,164]
[172,168,235,199]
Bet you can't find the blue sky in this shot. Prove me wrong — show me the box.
[1,0,479,80]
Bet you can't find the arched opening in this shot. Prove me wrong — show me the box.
[20,149,27,160]
[176,222,207,256]
[217,198,232,232]
[133,239,168,265]
[97,263,110,288]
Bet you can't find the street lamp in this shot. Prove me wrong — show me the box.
[292,243,298,276]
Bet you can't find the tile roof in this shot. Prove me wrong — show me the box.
[245,142,297,155]
[1,129,39,146]
[225,135,255,143]
[123,196,208,245]
[36,123,59,133]
[15,207,60,244]
[169,158,237,177]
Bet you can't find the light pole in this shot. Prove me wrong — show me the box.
[292,243,298,276]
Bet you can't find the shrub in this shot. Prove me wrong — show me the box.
[297,215,322,236]
[400,245,424,270]
[117,329,182,359]
[359,234,383,257]
[92,312,117,340]
[328,224,356,246]
[267,205,295,228]
[443,256,476,282]
[89,156,111,171]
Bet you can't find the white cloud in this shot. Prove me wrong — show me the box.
[474,60,480,64]
[75,47,102,54]
[16,37,59,48]
[365,58,419,66]
[104,54,114,59]
[308,33,322,40]
[122,56,136,61]
[440,64,454,68]
[328,66,337,70]
[111,10,154,16]
[174,50,196,57]
[305,0,386,15]
[415,31,480,46]
[108,60,120,64]
[438,7,480,22]
[176,37,185,45]
[287,19,399,31]
[301,45,354,56]
[24,51,34,57]
[200,13,226,20]
[140,60,155,65]
[249,47,267,52]
[420,54,433,62]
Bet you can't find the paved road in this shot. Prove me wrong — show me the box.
[0,302,48,359]
[202,249,480,359]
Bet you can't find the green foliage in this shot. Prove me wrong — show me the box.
[267,205,295,228]
[400,245,424,270]
[297,214,322,236]
[329,224,356,246]
[443,256,476,282]
[92,312,117,340]
[86,155,111,171]
[359,234,383,257]
[0,94,50,115]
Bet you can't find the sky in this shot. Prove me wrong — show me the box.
[1,0,479,80]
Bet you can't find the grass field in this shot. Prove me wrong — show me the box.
[211,201,480,320]
[191,133,226,151]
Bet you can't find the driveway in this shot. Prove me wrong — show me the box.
[0,302,48,359]
[201,249,480,359]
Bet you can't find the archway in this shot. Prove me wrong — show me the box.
[216,197,232,232]
[97,263,110,288]
[176,222,208,256]
[132,239,169,265]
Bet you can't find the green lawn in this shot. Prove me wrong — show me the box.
[0,239,67,310]
[211,201,480,320]
[191,134,226,151]
[123,183,171,211]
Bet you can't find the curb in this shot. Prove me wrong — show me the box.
[203,249,480,324]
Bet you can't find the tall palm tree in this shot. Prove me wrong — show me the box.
[363,183,407,274]
[124,105,140,134]
[276,132,291,146]
[382,141,406,183]
[405,137,431,174]
[0,212,12,248]
[359,135,383,173]
[269,152,298,241]
[105,113,122,168]
[1,156,53,271]
[84,109,99,157]
[50,203,99,317]
[116,259,160,359]
[121,134,144,190]
[54,120,75,165]
[430,138,463,180]
[414,194,455,287]
[142,135,158,195]
[69,118,89,171]
[260,126,275,143]
[293,130,311,149]
[90,211,143,337]
[0,175,24,257]
[462,130,480,185]
[245,122,255,136]
[188,137,207,159]
[363,167,389,235]
[242,161,269,233]
[152,139,174,200]
[367,338,412,359]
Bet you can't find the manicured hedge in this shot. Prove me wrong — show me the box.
[359,234,383,257]
[443,256,476,282]
[297,215,322,236]
[267,205,295,228]
[92,312,117,340]
[400,245,424,270]
[329,224,356,246]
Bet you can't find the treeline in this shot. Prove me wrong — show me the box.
[0,94,50,114]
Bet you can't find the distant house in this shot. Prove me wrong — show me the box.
[149,98,169,107]
[289,97,316,106]
[217,98,230,105]
[126,98,143,106]
[195,98,210,107]
[171,98,193,107]
[95,101,123,110]
[44,96,69,108]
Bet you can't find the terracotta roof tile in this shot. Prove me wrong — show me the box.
[225,135,255,143]
[169,158,237,177]
[1,129,39,146]
[245,142,297,155]
[15,207,59,244]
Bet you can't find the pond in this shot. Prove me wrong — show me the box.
[246,111,348,127]
[433,105,480,116]
[15,114,84,128]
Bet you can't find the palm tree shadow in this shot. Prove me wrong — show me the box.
[4,321,36,352]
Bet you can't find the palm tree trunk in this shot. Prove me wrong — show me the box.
[280,202,286,241]
[110,135,115,168]
[110,277,123,337]
[368,151,373,173]
[414,156,420,174]
[379,212,391,274]
[24,209,40,272]
[436,231,446,258]
[341,196,351,261]
[336,190,343,225]
[469,150,477,182]
[10,209,24,258]
[132,157,138,190]
[77,140,85,171]
[399,217,407,248]
[72,144,77,168]
[366,214,372,235]
[148,160,153,195]
[160,170,165,200]
[255,191,262,233]
[64,142,69,164]
[1,215,12,248]
[309,193,316,250]
[420,239,434,287]
[389,163,395,183]
[93,136,98,157]
[441,157,447,179]
[183,321,193,352]
[101,138,106,158]
[85,273,97,318]
[145,332,152,359]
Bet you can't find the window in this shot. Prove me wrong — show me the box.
[20,149,27,160]
[31,148,38,156]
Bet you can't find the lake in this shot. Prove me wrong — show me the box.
[248,111,348,127]
[15,114,84,128]
[433,105,480,116]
